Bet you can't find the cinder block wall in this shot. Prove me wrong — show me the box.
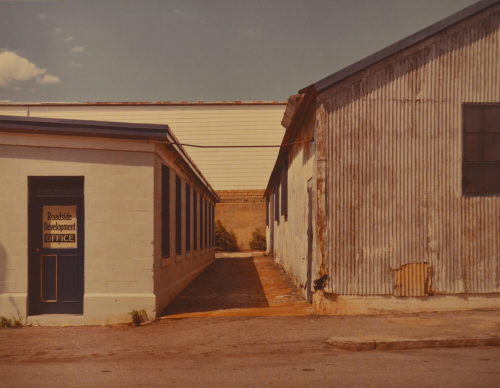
[215,190,265,251]
[0,144,155,323]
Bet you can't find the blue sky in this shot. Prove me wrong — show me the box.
[0,0,477,102]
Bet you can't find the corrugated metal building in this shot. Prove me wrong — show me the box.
[266,0,500,314]
[0,101,286,249]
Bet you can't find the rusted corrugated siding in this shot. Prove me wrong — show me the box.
[268,110,316,292]
[321,6,500,295]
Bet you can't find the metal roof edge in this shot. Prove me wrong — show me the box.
[0,115,218,200]
[302,0,499,94]
[264,87,317,197]
[159,127,220,203]
[0,101,288,107]
[0,114,168,141]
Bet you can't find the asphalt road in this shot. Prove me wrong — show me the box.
[1,315,499,387]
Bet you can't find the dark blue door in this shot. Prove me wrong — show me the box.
[28,177,84,315]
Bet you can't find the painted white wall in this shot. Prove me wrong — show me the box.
[0,143,156,324]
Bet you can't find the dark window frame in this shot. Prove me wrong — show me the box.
[201,196,205,250]
[281,163,288,219]
[205,199,209,249]
[209,203,214,248]
[274,186,280,224]
[463,104,500,195]
[175,175,182,255]
[161,165,170,257]
[185,183,191,252]
[193,190,198,251]
[265,196,269,226]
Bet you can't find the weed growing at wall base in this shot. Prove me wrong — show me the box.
[249,228,266,251]
[0,315,23,328]
[215,220,239,251]
[129,309,149,326]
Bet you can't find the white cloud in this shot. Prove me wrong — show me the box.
[0,51,60,87]
[65,36,75,42]
[38,13,47,20]
[173,8,184,16]
[67,62,82,68]
[37,74,60,85]
[54,27,62,34]
[70,46,85,53]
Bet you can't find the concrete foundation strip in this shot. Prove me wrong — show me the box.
[325,336,500,351]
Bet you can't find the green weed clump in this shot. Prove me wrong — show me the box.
[215,220,239,252]
[249,228,266,251]
[129,309,149,326]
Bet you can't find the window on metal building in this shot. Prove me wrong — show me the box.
[281,164,288,219]
[175,175,182,255]
[274,185,280,223]
[161,165,170,257]
[185,184,190,252]
[193,190,198,251]
[463,104,500,194]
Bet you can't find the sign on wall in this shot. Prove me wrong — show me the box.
[42,205,77,248]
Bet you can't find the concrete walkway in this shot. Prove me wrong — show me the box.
[323,310,500,350]
[159,253,500,350]
[162,253,313,318]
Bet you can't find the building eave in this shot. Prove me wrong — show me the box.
[0,114,219,201]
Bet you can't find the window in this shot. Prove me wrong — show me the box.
[161,165,170,257]
[265,196,269,226]
[281,164,288,219]
[175,175,182,255]
[201,196,205,250]
[463,104,500,194]
[209,203,214,248]
[274,185,280,223]
[193,190,198,251]
[185,184,191,252]
[205,199,209,249]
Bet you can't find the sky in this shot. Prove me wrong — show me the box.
[0,0,478,103]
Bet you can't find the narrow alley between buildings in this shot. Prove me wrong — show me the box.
[162,252,313,318]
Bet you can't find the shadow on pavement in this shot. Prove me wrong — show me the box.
[162,257,269,316]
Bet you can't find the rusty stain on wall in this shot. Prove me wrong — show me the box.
[393,262,432,297]
[322,6,500,296]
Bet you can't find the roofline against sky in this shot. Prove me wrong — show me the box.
[0,101,287,107]
[302,0,500,94]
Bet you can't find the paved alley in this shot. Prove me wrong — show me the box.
[162,253,313,318]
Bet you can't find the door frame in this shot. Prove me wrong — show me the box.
[28,176,85,315]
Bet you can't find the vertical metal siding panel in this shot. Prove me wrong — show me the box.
[324,8,500,296]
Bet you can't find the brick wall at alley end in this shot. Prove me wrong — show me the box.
[215,190,266,251]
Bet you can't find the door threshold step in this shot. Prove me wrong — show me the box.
[27,314,85,326]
